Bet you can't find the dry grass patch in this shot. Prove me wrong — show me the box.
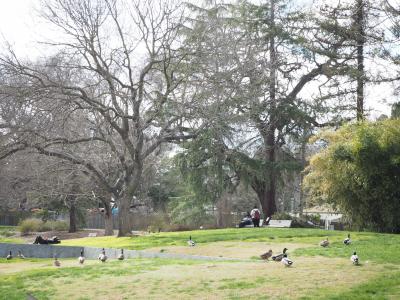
[147,241,312,259]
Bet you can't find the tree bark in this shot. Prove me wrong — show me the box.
[104,202,114,236]
[355,0,365,121]
[68,202,77,233]
[117,195,131,237]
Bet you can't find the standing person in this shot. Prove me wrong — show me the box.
[250,206,261,227]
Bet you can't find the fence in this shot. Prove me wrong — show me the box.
[0,212,31,226]
[85,212,156,230]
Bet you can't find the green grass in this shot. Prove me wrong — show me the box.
[1,227,400,299]
[0,258,204,300]
[301,271,400,300]
[0,226,23,244]
[60,228,400,264]
[60,227,345,249]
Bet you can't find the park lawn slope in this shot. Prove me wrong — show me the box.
[0,256,396,300]
[60,228,400,264]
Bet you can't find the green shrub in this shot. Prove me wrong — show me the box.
[19,218,42,235]
[272,212,292,220]
[19,218,69,235]
[50,220,69,231]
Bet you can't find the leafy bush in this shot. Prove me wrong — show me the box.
[272,212,292,220]
[19,218,69,235]
[47,220,69,231]
[304,120,400,233]
[19,218,42,235]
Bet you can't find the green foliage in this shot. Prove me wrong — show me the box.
[304,120,400,232]
[19,218,68,235]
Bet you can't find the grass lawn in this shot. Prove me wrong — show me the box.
[1,227,400,299]
[0,226,23,244]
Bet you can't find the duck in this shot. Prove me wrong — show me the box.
[260,249,273,261]
[187,236,196,247]
[54,256,61,267]
[17,250,25,259]
[320,237,329,247]
[343,234,351,245]
[6,251,12,260]
[98,248,107,262]
[78,249,85,264]
[281,254,293,267]
[272,248,288,261]
[118,249,125,261]
[351,251,359,265]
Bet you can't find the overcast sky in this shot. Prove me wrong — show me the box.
[0,0,395,118]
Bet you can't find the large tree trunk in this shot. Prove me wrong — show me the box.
[355,0,365,121]
[103,202,114,236]
[260,0,277,219]
[117,195,132,237]
[68,202,77,233]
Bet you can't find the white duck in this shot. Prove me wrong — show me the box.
[343,234,351,245]
[6,251,12,260]
[17,250,25,259]
[351,251,359,265]
[98,248,107,262]
[281,254,293,267]
[320,237,329,247]
[118,249,125,261]
[187,236,196,247]
[78,249,85,264]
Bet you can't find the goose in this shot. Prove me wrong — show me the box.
[54,256,61,267]
[98,248,107,262]
[281,254,293,267]
[17,250,25,259]
[320,237,329,247]
[118,249,125,261]
[187,236,196,247]
[6,251,12,260]
[343,234,351,245]
[260,249,273,261]
[272,248,288,261]
[78,249,85,264]
[351,251,359,265]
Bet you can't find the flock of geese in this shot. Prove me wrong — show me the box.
[4,233,359,267]
[260,233,360,267]
[4,247,125,267]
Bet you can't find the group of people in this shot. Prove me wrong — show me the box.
[238,206,265,228]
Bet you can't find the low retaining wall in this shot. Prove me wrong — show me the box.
[0,243,237,261]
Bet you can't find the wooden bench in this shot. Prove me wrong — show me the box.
[265,220,292,228]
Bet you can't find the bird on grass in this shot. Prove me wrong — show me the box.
[98,248,107,262]
[343,234,351,245]
[17,250,25,259]
[78,249,85,264]
[260,249,273,261]
[6,251,12,260]
[118,249,125,261]
[187,236,196,247]
[272,248,288,262]
[320,237,329,247]
[281,254,293,267]
[54,256,61,267]
[351,251,359,265]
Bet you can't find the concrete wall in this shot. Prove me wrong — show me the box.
[0,243,236,261]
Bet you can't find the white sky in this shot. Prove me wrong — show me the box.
[0,0,395,118]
